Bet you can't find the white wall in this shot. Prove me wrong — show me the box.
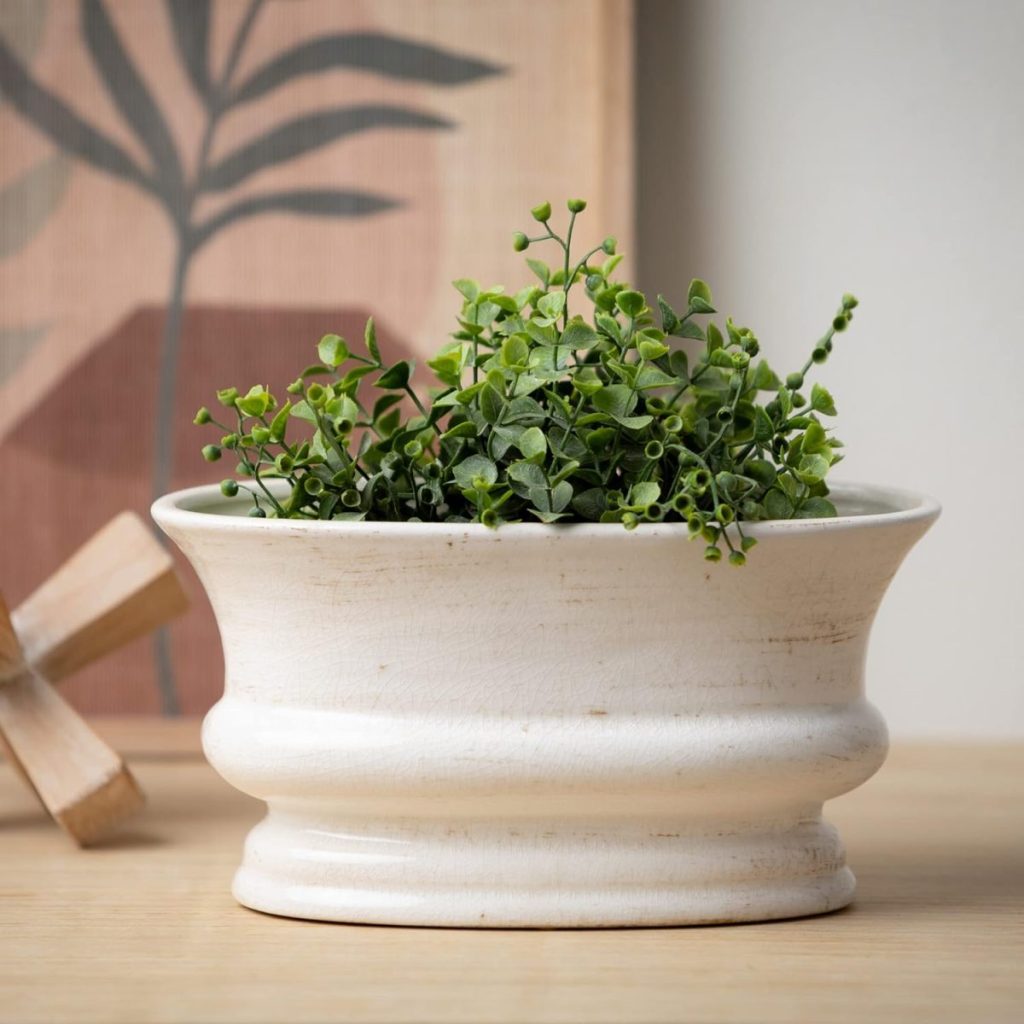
[637,0,1024,738]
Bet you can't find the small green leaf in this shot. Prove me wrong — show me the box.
[811,382,837,415]
[795,496,838,519]
[754,407,774,444]
[764,488,794,519]
[637,338,670,361]
[453,454,498,489]
[268,400,292,441]
[635,364,678,390]
[560,316,600,350]
[751,359,782,391]
[237,385,272,416]
[526,259,550,286]
[537,291,566,320]
[572,486,607,520]
[550,480,573,512]
[441,420,478,441]
[628,481,660,508]
[479,383,504,424]
[802,420,830,455]
[375,360,413,390]
[500,335,530,368]
[592,384,636,418]
[796,453,830,485]
[365,317,381,364]
[517,426,547,461]
[453,278,479,301]
[688,278,712,304]
[612,413,654,430]
[657,295,679,333]
[615,290,645,318]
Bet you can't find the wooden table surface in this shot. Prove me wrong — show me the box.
[1,722,1021,1024]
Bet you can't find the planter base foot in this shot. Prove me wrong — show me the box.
[230,811,857,928]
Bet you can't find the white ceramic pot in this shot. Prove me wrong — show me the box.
[153,480,938,928]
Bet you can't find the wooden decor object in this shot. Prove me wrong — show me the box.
[0,513,188,844]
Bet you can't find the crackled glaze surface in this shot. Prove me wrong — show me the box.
[153,481,938,927]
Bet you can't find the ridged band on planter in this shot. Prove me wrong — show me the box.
[152,481,938,927]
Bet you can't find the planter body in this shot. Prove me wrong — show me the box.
[153,482,937,927]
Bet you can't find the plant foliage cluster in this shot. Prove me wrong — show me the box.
[196,200,857,564]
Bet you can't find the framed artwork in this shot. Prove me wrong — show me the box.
[0,0,634,713]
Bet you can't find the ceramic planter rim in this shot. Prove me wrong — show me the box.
[152,478,940,540]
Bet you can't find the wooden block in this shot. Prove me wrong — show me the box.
[11,511,189,683]
[0,598,144,845]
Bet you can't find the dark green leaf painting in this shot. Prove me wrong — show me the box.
[0,0,502,712]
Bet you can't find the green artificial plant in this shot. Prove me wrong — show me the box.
[196,199,857,564]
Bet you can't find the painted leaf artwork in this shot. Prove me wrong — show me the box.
[0,0,633,714]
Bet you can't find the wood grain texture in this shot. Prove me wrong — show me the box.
[11,510,188,683]
[0,730,1020,1023]
[0,601,144,845]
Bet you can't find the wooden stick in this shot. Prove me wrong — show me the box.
[0,597,144,845]
[11,512,189,683]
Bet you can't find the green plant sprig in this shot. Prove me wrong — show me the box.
[196,199,857,564]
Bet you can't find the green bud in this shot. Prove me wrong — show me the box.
[686,515,703,535]
[251,426,271,444]
[219,479,238,497]
[247,506,266,518]
[741,337,760,356]
[286,379,303,395]
[832,315,848,332]
[216,387,238,407]
[481,508,499,528]
[202,444,222,462]
[303,477,325,496]
[704,545,722,562]
[728,550,746,567]
[306,383,327,406]
[644,440,664,460]
[622,512,639,531]
[786,372,804,390]
[842,293,859,310]
[531,201,551,222]
[646,396,667,414]
[567,198,587,213]
[715,504,735,524]
[602,236,616,255]
[341,488,361,508]
[715,408,733,424]
[336,417,355,435]
[193,407,211,425]
[274,453,294,473]
[512,231,529,252]
[824,338,834,353]
[812,347,828,364]
[663,414,683,434]
[220,433,239,450]
[404,439,424,459]
[792,392,807,408]
[644,502,666,522]
[585,273,603,291]
[741,536,758,552]
[672,493,695,513]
